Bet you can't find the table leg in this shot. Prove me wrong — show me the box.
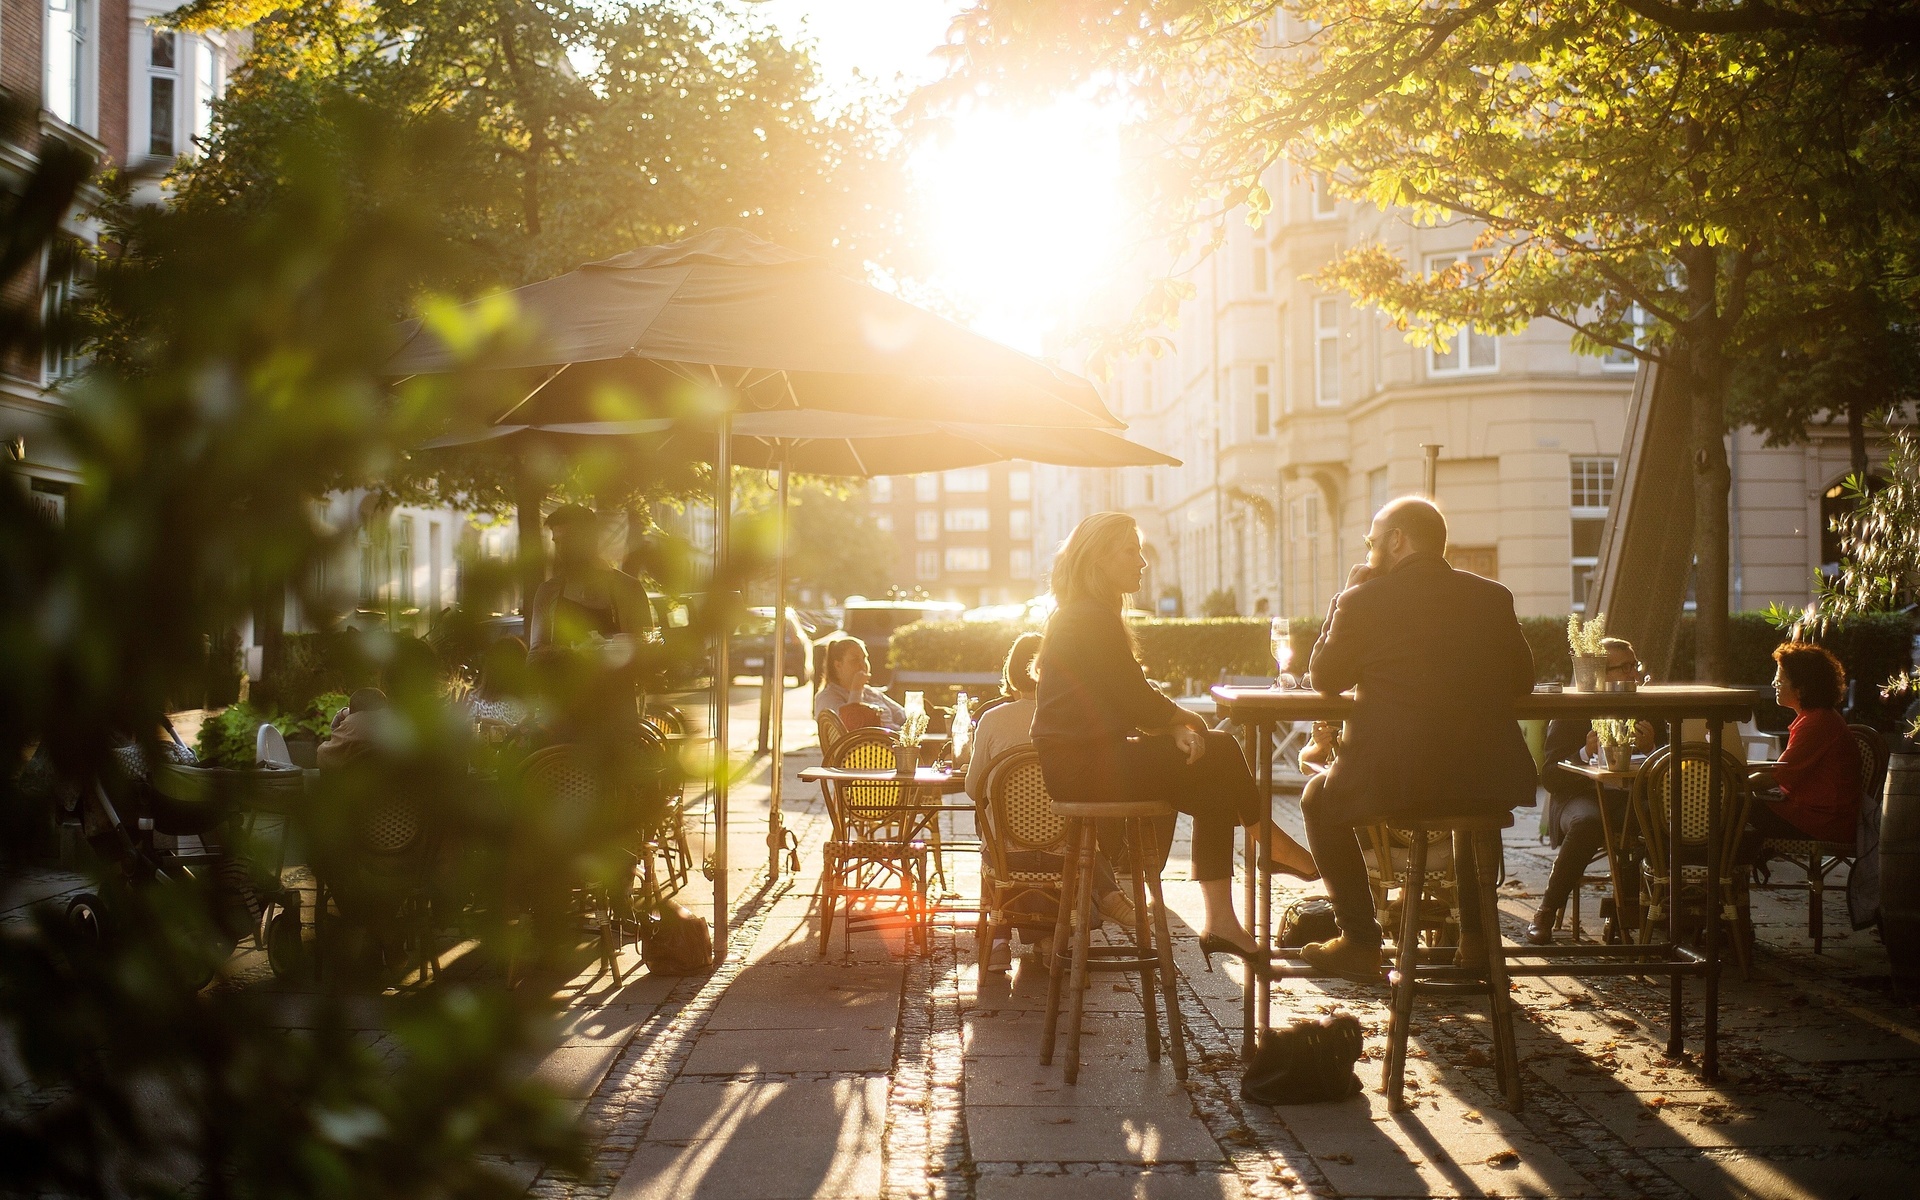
[1239,718,1258,1059]
[1704,718,1722,1081]
[1257,717,1274,1038]
[1595,779,1626,943]
[1666,721,1685,1058]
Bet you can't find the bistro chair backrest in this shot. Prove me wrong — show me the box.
[520,743,608,843]
[1849,724,1889,808]
[982,748,1068,876]
[361,796,426,856]
[1635,742,1749,866]
[817,711,847,758]
[826,727,914,830]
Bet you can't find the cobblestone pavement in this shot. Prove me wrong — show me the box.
[544,686,1920,1199]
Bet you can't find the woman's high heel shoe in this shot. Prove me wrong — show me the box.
[1258,853,1322,883]
[1197,934,1272,976]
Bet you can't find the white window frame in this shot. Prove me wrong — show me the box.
[870,476,893,503]
[1313,298,1342,407]
[192,39,219,146]
[1008,508,1031,540]
[44,0,97,134]
[943,467,990,494]
[1424,254,1499,376]
[1602,303,1650,370]
[1008,470,1031,502]
[147,27,179,158]
[943,508,990,533]
[873,513,894,533]
[914,474,939,502]
[944,546,990,574]
[1252,364,1273,438]
[1310,172,1339,220]
[915,549,940,581]
[1568,456,1617,612]
[914,510,938,542]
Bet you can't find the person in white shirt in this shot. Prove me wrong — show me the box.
[966,633,1133,971]
[812,636,907,730]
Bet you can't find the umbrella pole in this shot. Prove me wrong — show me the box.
[712,413,732,955]
[768,447,789,879]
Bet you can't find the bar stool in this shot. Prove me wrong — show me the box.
[1383,812,1524,1113]
[1039,800,1188,1085]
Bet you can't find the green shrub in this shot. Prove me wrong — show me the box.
[261,631,375,711]
[1134,619,1271,687]
[195,693,349,768]
[886,620,1030,676]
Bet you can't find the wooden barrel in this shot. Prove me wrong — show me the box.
[1882,751,1920,985]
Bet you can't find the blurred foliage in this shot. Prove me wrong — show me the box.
[1198,588,1239,618]
[196,694,350,769]
[0,73,766,1195]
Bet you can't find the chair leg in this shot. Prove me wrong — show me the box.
[1039,820,1083,1067]
[1385,834,1429,1112]
[818,849,837,956]
[1473,831,1523,1112]
[1140,818,1188,1081]
[1063,820,1100,1086]
[1810,860,1825,955]
[1126,819,1162,1065]
[1569,882,1582,942]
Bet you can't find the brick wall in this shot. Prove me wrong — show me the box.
[1,0,44,102]
[99,0,127,161]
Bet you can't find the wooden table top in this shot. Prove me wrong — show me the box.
[1560,757,1648,785]
[798,765,968,794]
[1211,683,1767,722]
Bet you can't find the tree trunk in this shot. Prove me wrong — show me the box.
[1848,391,1870,478]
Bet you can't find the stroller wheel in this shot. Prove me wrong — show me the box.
[66,893,107,942]
[266,902,306,981]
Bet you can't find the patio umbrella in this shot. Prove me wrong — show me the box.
[392,228,1131,951]
[416,414,1179,881]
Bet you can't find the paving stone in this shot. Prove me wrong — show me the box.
[610,1136,881,1200]
[974,1169,1249,1199]
[1565,1087,1842,1150]
[643,1076,887,1144]
[963,1055,1193,1110]
[533,1044,625,1099]
[679,1022,897,1076]
[703,965,903,1030]
[967,1103,1227,1165]
[1653,1153,1920,1200]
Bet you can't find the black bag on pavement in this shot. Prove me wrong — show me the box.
[643,902,714,975]
[1240,1015,1364,1106]
[1278,897,1340,948]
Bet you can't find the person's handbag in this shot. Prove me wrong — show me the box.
[1278,897,1340,948]
[1240,1015,1364,1106]
[642,902,714,975]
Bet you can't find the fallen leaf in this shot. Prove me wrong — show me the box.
[1463,1110,1484,1123]
[1486,1150,1520,1168]
[1321,1152,1355,1164]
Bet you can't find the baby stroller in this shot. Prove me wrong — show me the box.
[69,720,304,987]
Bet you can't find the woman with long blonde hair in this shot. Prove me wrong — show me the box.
[1032,512,1316,969]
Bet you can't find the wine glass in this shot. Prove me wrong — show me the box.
[1270,617,1294,690]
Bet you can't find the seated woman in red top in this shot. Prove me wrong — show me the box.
[1746,642,1861,845]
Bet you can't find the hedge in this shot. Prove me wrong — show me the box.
[196,693,349,768]
[888,609,1915,728]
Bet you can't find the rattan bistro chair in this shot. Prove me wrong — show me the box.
[519,744,640,984]
[1363,824,1458,949]
[1759,724,1885,954]
[816,710,847,760]
[817,728,933,954]
[977,747,1070,966]
[1634,743,1755,977]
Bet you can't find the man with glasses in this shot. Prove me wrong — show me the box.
[1529,638,1655,944]
[1296,497,1538,983]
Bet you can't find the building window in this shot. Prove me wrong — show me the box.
[945,547,990,573]
[870,476,893,503]
[1008,470,1031,501]
[358,528,379,609]
[1311,172,1339,219]
[148,30,177,157]
[873,513,894,533]
[1009,508,1031,540]
[1602,303,1649,370]
[1251,243,1269,294]
[1425,255,1498,375]
[944,508,990,533]
[1314,298,1341,406]
[1252,365,1272,437]
[396,516,415,609]
[944,467,990,493]
[914,510,938,541]
[428,521,443,612]
[1569,456,1617,611]
[45,0,92,130]
[915,549,940,580]
[193,40,218,144]
[1367,467,1388,518]
[914,474,939,502]
[41,243,82,383]
[1009,548,1033,579]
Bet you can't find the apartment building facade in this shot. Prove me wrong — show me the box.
[1036,166,1887,623]
[868,462,1037,607]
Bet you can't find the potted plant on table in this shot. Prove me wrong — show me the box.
[1592,719,1635,772]
[1567,613,1610,692]
[893,711,929,776]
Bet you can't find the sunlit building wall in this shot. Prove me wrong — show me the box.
[867,462,1036,607]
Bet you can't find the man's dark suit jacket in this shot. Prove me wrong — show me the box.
[1308,551,1537,822]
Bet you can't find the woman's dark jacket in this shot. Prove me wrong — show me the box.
[1031,599,1186,745]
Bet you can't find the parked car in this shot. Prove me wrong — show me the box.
[731,607,814,685]
[839,597,965,686]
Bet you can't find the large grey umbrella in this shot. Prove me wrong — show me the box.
[418,414,1179,881]
[394,228,1132,950]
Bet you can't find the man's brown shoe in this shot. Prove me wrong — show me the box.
[1300,935,1384,985]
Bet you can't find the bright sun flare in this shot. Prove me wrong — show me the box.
[913,98,1127,353]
